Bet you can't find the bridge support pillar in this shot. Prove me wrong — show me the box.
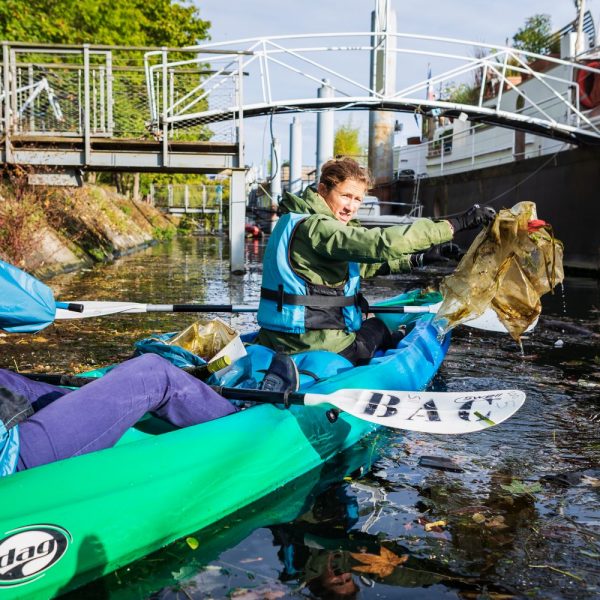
[229,168,246,274]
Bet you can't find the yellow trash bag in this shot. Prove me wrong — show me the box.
[436,201,564,342]
[167,317,246,363]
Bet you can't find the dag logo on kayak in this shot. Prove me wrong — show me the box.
[0,525,71,586]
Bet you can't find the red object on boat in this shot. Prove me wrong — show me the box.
[245,224,262,238]
[577,61,600,109]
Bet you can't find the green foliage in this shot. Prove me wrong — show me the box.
[443,82,479,105]
[334,122,362,157]
[153,224,176,240]
[512,14,553,55]
[0,0,210,46]
[177,216,199,235]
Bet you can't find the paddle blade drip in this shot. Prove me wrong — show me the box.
[435,202,564,342]
[0,260,57,333]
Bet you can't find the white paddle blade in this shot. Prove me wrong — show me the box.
[463,309,538,333]
[305,389,526,434]
[56,301,148,319]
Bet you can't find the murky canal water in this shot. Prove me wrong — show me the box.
[2,237,599,599]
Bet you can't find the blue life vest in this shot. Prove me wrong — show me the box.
[258,212,363,334]
[0,424,20,477]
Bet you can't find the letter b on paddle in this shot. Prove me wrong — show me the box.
[365,392,400,417]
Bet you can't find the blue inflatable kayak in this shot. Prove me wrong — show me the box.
[0,290,449,599]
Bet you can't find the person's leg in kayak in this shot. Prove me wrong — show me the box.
[12,353,237,471]
[339,317,405,365]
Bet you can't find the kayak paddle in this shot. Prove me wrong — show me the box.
[225,387,527,434]
[54,300,531,334]
[0,259,532,335]
[19,371,525,435]
[0,259,83,333]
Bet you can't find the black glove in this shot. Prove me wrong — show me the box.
[447,204,496,233]
[410,242,463,268]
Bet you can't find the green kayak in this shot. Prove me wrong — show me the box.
[0,291,449,598]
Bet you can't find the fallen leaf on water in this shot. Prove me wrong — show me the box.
[486,516,508,529]
[424,520,447,532]
[185,537,199,550]
[500,480,542,497]
[581,476,600,487]
[350,547,408,578]
[230,586,285,599]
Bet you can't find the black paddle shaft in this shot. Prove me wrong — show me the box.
[20,372,307,407]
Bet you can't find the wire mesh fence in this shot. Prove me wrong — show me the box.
[0,44,237,142]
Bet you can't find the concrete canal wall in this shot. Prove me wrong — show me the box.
[0,182,181,277]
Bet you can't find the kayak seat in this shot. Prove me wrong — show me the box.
[209,344,353,391]
[291,351,353,390]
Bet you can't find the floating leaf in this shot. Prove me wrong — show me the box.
[486,515,508,529]
[185,536,199,550]
[351,547,408,578]
[581,476,600,487]
[424,520,447,532]
[500,480,542,497]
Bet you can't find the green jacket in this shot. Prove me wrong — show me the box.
[256,187,453,354]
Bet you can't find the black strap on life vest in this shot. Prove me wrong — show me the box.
[0,387,34,431]
[261,285,366,312]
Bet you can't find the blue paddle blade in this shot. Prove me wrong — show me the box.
[0,260,56,333]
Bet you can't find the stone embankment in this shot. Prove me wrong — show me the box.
[0,182,181,278]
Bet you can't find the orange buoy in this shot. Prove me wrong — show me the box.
[577,61,600,109]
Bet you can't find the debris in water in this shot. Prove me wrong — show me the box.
[418,455,465,472]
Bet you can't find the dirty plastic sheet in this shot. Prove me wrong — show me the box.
[435,201,564,341]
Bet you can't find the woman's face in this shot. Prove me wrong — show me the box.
[318,178,367,225]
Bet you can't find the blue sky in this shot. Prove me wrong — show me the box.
[194,0,593,172]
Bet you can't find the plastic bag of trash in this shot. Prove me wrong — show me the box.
[134,317,246,369]
[435,201,564,341]
[166,317,246,363]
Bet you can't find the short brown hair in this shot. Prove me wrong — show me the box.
[319,157,372,192]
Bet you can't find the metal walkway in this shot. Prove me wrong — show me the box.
[3,34,599,172]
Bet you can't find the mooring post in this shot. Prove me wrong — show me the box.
[229,168,246,274]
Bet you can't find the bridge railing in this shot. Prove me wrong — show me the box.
[144,32,600,145]
[150,183,226,230]
[0,42,237,143]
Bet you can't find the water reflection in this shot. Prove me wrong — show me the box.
[0,237,599,598]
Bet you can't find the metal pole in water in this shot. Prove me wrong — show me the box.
[229,168,246,274]
[316,80,334,178]
[368,0,397,188]
[271,137,282,203]
[289,116,303,195]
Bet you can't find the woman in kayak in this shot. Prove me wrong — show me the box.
[256,157,494,370]
[0,353,237,475]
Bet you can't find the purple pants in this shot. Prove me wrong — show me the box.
[0,354,237,471]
